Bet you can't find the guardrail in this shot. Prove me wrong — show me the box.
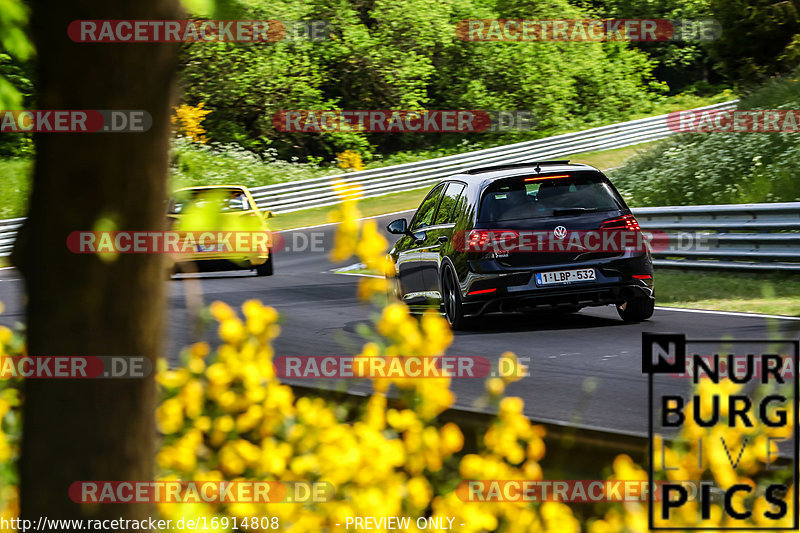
[0,217,25,258]
[6,99,797,272]
[2,203,797,271]
[248,100,737,214]
[633,203,800,271]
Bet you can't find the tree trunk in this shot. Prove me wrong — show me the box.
[16,1,180,528]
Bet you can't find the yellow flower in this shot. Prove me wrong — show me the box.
[219,318,245,344]
[336,150,365,172]
[406,477,432,509]
[189,342,210,359]
[156,398,184,434]
[215,415,235,433]
[209,301,235,322]
[179,379,204,419]
[194,416,211,432]
[486,377,505,396]
[173,102,212,143]
[440,423,464,455]
[499,396,523,416]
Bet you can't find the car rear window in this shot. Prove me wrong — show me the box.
[169,188,250,214]
[478,172,624,222]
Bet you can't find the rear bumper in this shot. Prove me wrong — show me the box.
[459,253,653,316]
[174,257,265,273]
[462,282,652,316]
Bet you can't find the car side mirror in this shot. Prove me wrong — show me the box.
[387,218,408,235]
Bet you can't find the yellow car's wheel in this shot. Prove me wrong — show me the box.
[255,253,274,276]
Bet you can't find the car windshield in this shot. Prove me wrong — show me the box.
[169,189,250,214]
[478,172,624,222]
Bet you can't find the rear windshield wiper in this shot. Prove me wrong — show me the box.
[552,207,600,216]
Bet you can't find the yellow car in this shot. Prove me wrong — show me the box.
[167,185,274,276]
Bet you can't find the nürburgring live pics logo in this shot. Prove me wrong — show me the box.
[643,332,799,530]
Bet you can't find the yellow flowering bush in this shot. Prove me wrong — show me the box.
[0,316,24,525]
[172,103,213,143]
[336,150,365,172]
[154,180,572,532]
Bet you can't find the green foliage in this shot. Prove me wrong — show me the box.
[611,71,800,206]
[169,137,343,190]
[0,158,30,219]
[583,0,717,92]
[0,0,34,158]
[0,53,34,157]
[706,0,800,84]
[0,0,32,109]
[178,0,664,160]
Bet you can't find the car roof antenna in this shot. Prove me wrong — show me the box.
[534,162,541,173]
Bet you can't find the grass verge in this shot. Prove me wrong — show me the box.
[269,188,428,231]
[566,142,661,171]
[655,270,800,316]
[0,159,31,220]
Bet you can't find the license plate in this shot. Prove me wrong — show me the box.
[535,268,596,286]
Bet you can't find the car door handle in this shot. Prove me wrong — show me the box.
[437,236,448,243]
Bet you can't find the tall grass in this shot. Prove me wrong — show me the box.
[169,137,343,190]
[611,73,800,207]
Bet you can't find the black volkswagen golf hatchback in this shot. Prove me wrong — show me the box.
[386,161,654,329]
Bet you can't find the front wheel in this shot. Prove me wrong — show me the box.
[441,266,470,330]
[616,297,654,322]
[255,253,274,276]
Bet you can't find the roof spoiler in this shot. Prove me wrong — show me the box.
[464,160,571,175]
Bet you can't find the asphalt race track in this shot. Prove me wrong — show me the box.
[0,211,798,438]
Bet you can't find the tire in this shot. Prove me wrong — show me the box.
[255,252,274,276]
[441,266,470,330]
[616,297,654,322]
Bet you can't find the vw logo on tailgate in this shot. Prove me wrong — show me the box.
[553,225,567,239]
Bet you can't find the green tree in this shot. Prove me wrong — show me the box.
[706,0,800,84]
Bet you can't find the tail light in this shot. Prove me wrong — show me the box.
[467,230,491,249]
[466,230,519,251]
[601,214,641,231]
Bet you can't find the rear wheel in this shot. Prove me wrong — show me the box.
[255,253,274,276]
[442,266,470,330]
[617,297,654,322]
